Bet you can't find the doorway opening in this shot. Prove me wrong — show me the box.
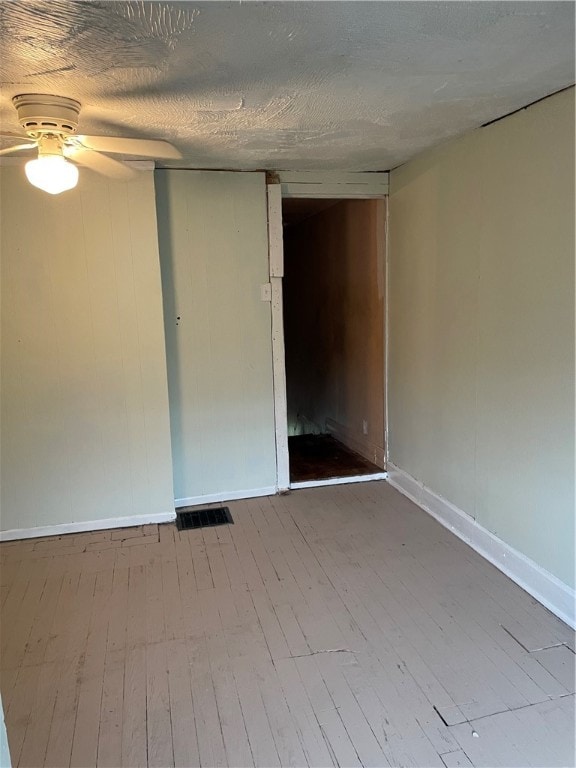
[281,197,387,487]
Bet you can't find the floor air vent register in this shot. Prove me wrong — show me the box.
[176,506,234,531]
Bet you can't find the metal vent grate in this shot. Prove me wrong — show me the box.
[176,506,233,531]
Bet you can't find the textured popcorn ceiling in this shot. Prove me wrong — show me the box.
[0,1,574,171]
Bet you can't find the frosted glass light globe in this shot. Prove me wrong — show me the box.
[25,155,79,195]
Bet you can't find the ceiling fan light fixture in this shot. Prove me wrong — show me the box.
[5,94,179,191]
[25,154,79,195]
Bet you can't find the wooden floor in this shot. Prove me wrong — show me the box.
[1,481,574,768]
[289,435,382,483]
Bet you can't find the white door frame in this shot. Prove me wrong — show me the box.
[266,172,390,492]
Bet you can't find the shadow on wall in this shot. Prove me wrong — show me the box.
[154,170,185,490]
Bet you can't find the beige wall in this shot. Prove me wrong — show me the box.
[388,88,575,588]
[283,199,386,467]
[0,166,174,531]
[155,170,277,502]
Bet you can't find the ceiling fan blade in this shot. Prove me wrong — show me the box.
[0,143,37,156]
[0,131,28,139]
[76,135,181,159]
[65,147,136,180]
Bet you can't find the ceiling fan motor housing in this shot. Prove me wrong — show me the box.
[13,94,81,139]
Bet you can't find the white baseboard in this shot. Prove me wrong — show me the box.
[175,486,277,509]
[291,473,387,490]
[386,463,575,629]
[0,510,177,542]
[326,418,386,469]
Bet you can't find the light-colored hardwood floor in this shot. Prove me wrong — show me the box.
[1,481,574,768]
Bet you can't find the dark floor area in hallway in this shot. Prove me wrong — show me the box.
[289,433,383,483]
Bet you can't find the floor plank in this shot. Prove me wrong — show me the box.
[1,482,574,767]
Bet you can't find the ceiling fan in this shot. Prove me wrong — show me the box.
[0,93,181,194]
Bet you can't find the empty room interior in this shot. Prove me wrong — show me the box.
[0,3,574,768]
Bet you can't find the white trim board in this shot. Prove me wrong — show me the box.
[277,171,389,198]
[267,183,284,278]
[0,510,176,542]
[270,276,290,491]
[175,486,277,509]
[387,463,576,629]
[291,473,387,490]
[266,182,290,491]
